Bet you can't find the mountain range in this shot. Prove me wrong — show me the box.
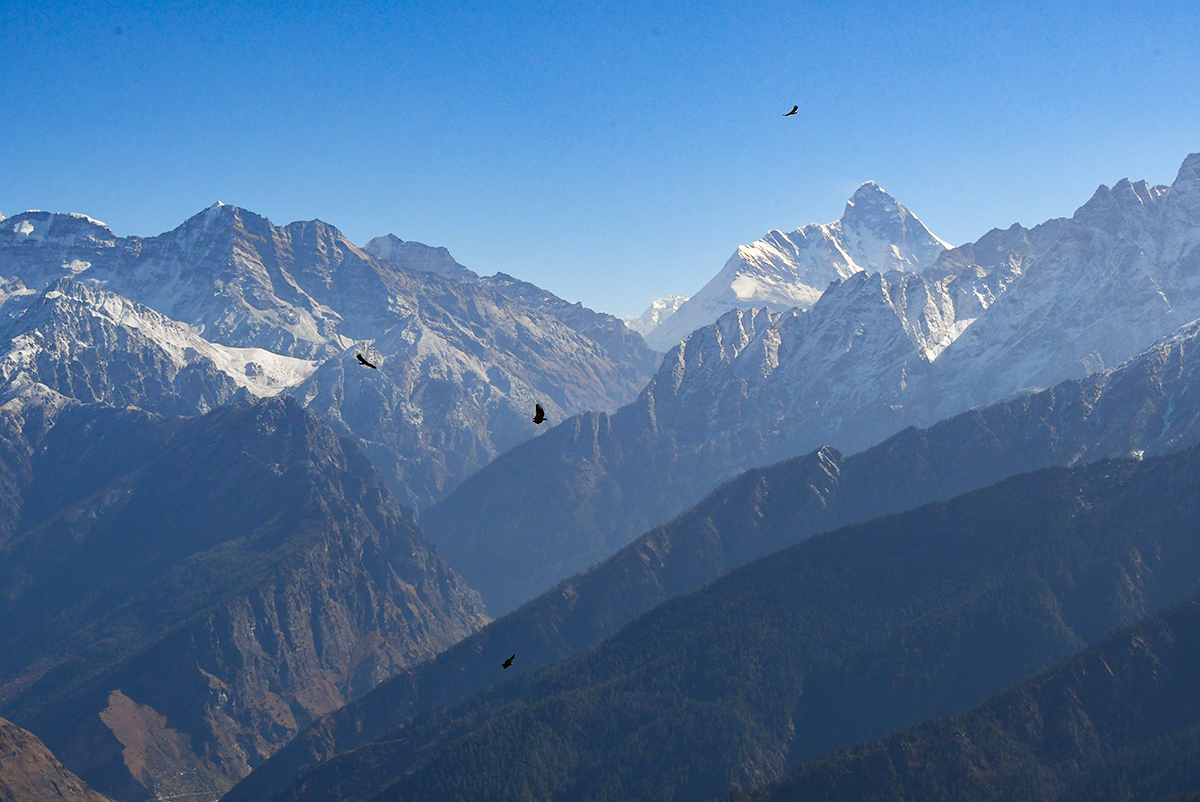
[260,437,1200,802]
[222,305,1200,802]
[4,154,1200,802]
[0,206,658,511]
[420,153,1200,615]
[0,397,486,801]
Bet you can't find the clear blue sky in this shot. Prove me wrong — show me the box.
[2,1,1198,318]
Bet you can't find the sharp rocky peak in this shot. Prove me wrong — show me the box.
[840,181,909,226]
[1176,151,1200,182]
[843,180,895,209]
[830,185,949,285]
[1073,177,1165,224]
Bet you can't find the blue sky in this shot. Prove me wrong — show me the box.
[2,1,1198,317]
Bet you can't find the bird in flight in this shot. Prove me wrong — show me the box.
[355,353,378,370]
[532,403,547,425]
[783,105,798,116]
[502,654,515,669]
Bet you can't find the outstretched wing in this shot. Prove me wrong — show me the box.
[783,105,798,116]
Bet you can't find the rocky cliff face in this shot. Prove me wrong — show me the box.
[0,398,486,802]
[0,716,114,802]
[286,264,657,509]
[478,272,662,384]
[930,157,1200,415]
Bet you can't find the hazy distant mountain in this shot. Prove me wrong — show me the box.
[478,272,662,382]
[0,716,113,802]
[226,311,1200,802]
[624,294,688,338]
[270,441,1200,802]
[421,154,1200,613]
[756,592,1200,802]
[363,234,481,283]
[0,206,657,510]
[284,266,657,509]
[645,182,949,350]
[0,398,486,802]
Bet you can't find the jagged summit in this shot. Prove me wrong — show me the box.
[1072,177,1167,225]
[840,180,891,216]
[644,182,948,350]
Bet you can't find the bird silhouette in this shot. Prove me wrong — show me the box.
[783,105,798,116]
[355,353,378,370]
[502,654,515,669]
[532,403,546,425]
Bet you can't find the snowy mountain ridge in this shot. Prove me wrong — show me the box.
[0,279,319,398]
[0,206,660,510]
[644,182,949,350]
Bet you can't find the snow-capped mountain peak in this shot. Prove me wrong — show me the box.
[624,295,689,337]
[643,183,948,350]
[838,182,950,273]
[5,211,115,247]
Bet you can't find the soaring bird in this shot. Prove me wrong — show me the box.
[783,105,798,116]
[532,403,546,425]
[502,654,515,669]
[355,352,378,370]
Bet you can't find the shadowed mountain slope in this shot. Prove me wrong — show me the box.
[752,592,1200,802]
[0,397,486,802]
[277,443,1200,802]
[226,315,1200,802]
[0,715,114,802]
